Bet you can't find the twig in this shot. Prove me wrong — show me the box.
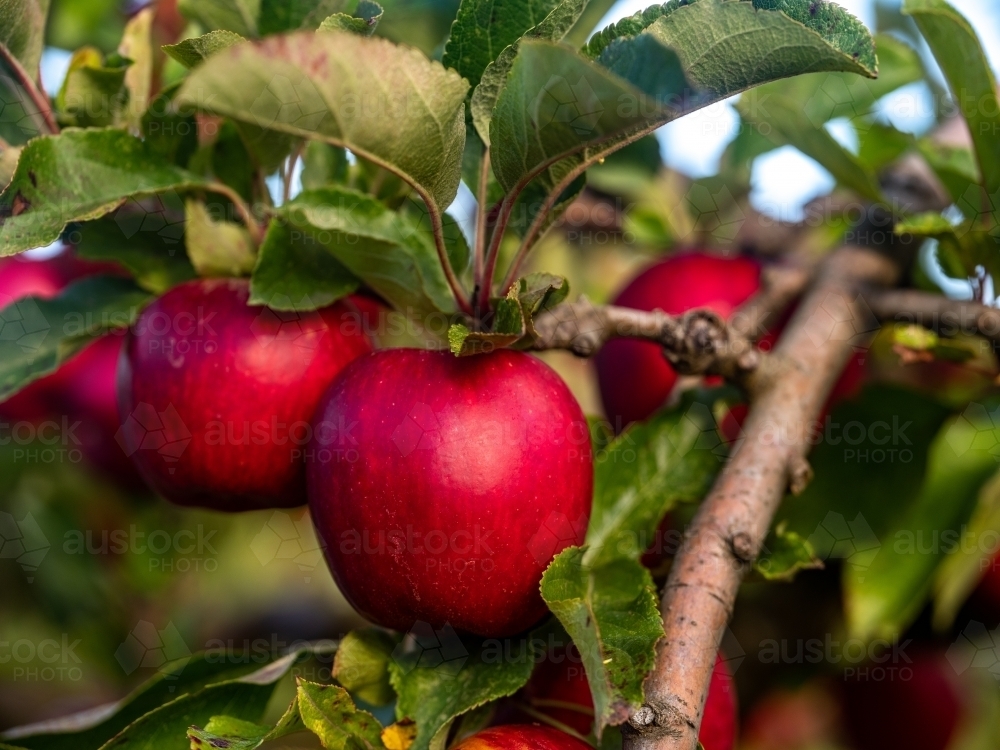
[473,149,491,291]
[621,246,901,750]
[531,298,762,389]
[0,44,58,136]
[282,142,304,205]
[478,193,515,311]
[866,287,1000,350]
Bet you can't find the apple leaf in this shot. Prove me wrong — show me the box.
[176,31,469,211]
[469,0,588,145]
[249,215,360,310]
[74,217,196,294]
[540,547,664,736]
[297,680,385,749]
[0,0,48,76]
[847,400,1000,641]
[0,275,149,402]
[162,30,247,68]
[904,0,1000,219]
[317,0,384,35]
[753,524,823,581]
[142,84,199,167]
[2,646,336,750]
[177,0,260,37]
[737,93,884,201]
[0,47,51,146]
[118,8,154,130]
[184,198,256,277]
[333,628,398,707]
[444,0,573,92]
[0,129,209,256]
[916,139,979,206]
[388,624,546,750]
[933,471,1000,629]
[490,0,877,196]
[273,187,455,315]
[584,395,723,568]
[448,273,568,355]
[54,48,130,128]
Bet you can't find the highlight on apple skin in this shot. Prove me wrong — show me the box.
[451,724,594,750]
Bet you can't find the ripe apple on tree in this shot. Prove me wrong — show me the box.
[117,278,372,511]
[307,348,593,637]
[521,650,738,750]
[452,724,592,750]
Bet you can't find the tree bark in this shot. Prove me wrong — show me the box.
[622,246,901,750]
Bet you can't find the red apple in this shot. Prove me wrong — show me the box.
[452,725,592,750]
[117,278,372,511]
[841,650,964,750]
[522,651,737,750]
[595,252,760,431]
[307,348,593,637]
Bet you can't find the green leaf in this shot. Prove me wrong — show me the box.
[333,628,398,707]
[259,0,352,34]
[297,680,385,749]
[585,397,722,567]
[0,129,208,256]
[754,523,823,581]
[178,0,260,37]
[75,217,196,294]
[0,275,149,402]
[541,547,664,736]
[776,386,952,591]
[278,187,456,315]
[3,648,308,750]
[848,400,1000,641]
[54,47,130,128]
[118,7,154,130]
[0,48,51,146]
[99,650,313,750]
[904,0,1000,219]
[933,470,1000,629]
[858,123,913,171]
[469,0,589,145]
[184,198,256,277]
[301,141,349,188]
[249,215,359,311]
[176,31,469,210]
[142,83,200,167]
[449,286,524,355]
[318,0,384,36]
[490,0,877,197]
[187,684,308,750]
[162,30,247,68]
[389,625,543,750]
[443,0,566,90]
[0,0,49,75]
[916,139,979,206]
[737,93,883,201]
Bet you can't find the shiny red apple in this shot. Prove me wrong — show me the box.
[307,348,593,637]
[452,725,591,750]
[522,651,737,749]
[117,278,372,511]
[841,650,964,750]
[595,252,760,431]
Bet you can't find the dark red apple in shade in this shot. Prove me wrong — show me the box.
[522,651,737,749]
[841,650,964,750]
[452,725,591,750]
[117,278,372,511]
[595,252,760,431]
[307,348,593,637]
[0,254,75,422]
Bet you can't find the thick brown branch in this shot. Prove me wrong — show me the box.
[531,297,762,386]
[623,246,901,750]
[867,288,1000,350]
